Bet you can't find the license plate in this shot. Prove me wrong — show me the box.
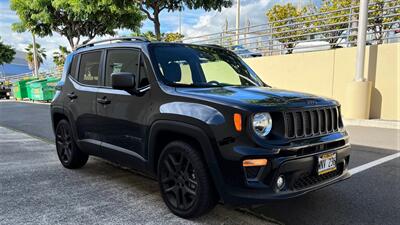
[318,152,337,175]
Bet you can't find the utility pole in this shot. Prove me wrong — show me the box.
[179,3,182,35]
[31,33,39,77]
[345,0,372,119]
[179,10,182,35]
[354,0,369,82]
[235,0,240,46]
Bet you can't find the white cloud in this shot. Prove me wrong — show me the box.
[0,0,312,71]
[0,2,70,71]
[181,0,273,38]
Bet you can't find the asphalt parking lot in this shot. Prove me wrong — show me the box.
[1,101,399,225]
[0,126,273,225]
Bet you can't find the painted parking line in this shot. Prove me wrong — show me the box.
[349,152,400,175]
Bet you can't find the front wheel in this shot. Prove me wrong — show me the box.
[158,141,217,218]
[55,119,88,169]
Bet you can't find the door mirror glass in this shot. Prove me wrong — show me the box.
[111,72,136,90]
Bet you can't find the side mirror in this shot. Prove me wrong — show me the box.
[111,72,135,90]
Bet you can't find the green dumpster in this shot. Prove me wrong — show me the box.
[29,77,61,101]
[27,79,47,100]
[45,77,61,100]
[13,77,38,100]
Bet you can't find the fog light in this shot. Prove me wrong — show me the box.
[276,175,285,190]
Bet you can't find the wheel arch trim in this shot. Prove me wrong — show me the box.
[147,120,226,198]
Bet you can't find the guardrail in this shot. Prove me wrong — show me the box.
[0,71,58,83]
[0,72,33,82]
[183,0,400,57]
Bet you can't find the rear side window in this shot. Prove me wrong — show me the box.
[69,55,79,79]
[105,49,139,87]
[78,51,101,86]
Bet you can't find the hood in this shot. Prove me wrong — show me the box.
[176,86,338,111]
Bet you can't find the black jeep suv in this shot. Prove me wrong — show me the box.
[50,37,351,218]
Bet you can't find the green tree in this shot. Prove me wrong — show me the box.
[25,43,46,70]
[316,0,354,47]
[267,3,308,53]
[132,31,158,41]
[369,0,400,44]
[136,0,232,40]
[0,38,16,65]
[131,31,184,42]
[53,46,70,71]
[164,32,185,42]
[11,0,145,50]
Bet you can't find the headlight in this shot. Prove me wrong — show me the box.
[6,92,10,96]
[252,112,272,137]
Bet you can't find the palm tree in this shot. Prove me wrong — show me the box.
[25,43,46,70]
[53,46,70,71]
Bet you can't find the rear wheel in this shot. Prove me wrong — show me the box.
[55,119,88,169]
[158,141,217,218]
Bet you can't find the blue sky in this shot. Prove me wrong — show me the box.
[0,0,314,70]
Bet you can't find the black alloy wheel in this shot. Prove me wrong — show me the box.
[158,141,217,218]
[55,119,88,169]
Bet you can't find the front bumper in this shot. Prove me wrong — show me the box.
[214,135,351,205]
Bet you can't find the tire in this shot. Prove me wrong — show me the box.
[5,96,10,99]
[55,119,89,169]
[158,141,217,218]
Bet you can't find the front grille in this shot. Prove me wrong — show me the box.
[292,168,342,190]
[284,106,342,139]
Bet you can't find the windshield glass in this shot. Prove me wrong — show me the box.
[150,44,264,87]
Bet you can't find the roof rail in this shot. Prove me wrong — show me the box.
[76,37,149,50]
[204,44,225,49]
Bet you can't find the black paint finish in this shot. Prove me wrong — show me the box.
[50,42,351,205]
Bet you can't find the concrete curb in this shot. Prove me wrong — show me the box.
[0,99,50,105]
[344,119,400,130]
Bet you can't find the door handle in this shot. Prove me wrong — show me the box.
[67,92,78,100]
[97,97,111,105]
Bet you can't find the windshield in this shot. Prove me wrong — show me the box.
[150,44,265,87]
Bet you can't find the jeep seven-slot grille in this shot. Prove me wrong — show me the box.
[284,107,341,139]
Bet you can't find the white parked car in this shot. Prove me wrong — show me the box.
[292,41,332,53]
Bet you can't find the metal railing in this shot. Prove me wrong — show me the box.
[182,0,400,57]
[0,71,58,83]
[0,72,32,82]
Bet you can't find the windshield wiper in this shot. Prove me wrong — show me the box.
[237,74,261,86]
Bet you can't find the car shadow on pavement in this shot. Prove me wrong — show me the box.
[50,157,277,225]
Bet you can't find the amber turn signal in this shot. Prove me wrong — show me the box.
[233,113,242,132]
[243,159,268,167]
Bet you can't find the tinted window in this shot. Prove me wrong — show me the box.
[69,55,79,79]
[151,45,264,87]
[138,55,149,88]
[78,51,101,86]
[105,49,139,87]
